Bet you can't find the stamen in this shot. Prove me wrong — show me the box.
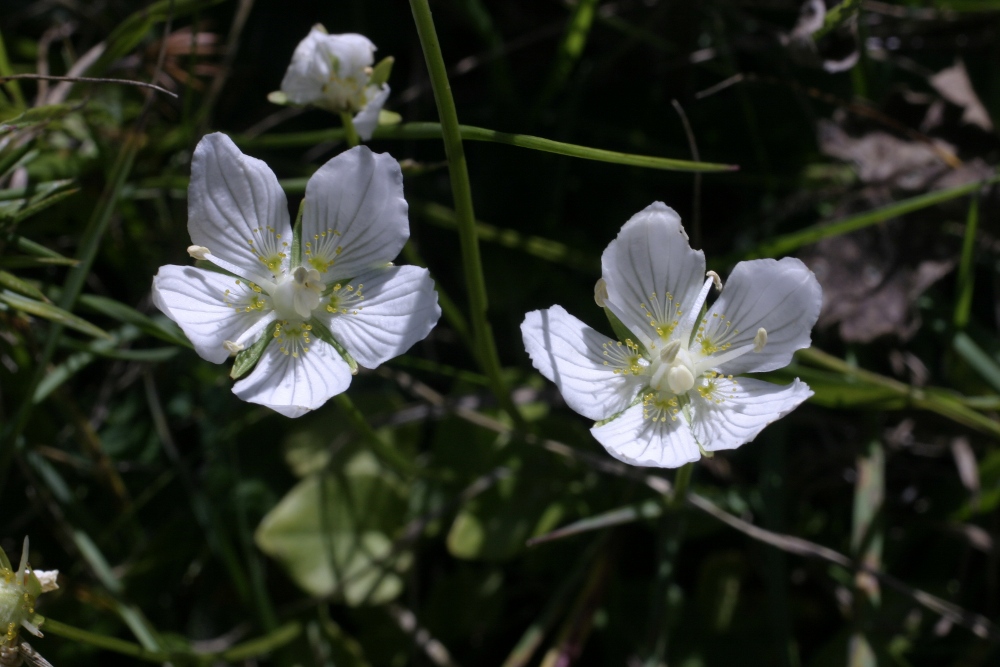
[273,321,313,358]
[223,340,245,355]
[594,279,608,307]
[601,338,644,375]
[304,228,343,273]
[246,225,288,275]
[694,341,757,373]
[696,371,739,405]
[639,291,682,339]
[676,274,721,345]
[642,392,680,422]
[660,339,681,364]
[326,281,365,316]
[754,328,768,353]
[187,245,210,260]
[223,279,268,313]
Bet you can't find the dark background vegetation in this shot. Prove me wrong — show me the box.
[2,0,1000,665]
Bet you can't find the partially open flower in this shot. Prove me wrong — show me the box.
[1,538,57,649]
[278,25,391,141]
[522,203,822,468]
[152,133,440,418]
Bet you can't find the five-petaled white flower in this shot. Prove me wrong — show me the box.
[280,26,391,141]
[521,203,822,468]
[152,133,440,418]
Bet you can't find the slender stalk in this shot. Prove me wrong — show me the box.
[333,393,415,477]
[340,112,360,147]
[407,0,525,429]
[669,461,693,509]
[43,618,302,664]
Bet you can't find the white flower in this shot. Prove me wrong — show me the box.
[280,26,391,141]
[153,133,441,418]
[521,202,822,468]
[0,538,55,641]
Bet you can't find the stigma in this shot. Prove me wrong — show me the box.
[271,265,326,321]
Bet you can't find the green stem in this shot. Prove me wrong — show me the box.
[333,393,416,477]
[42,618,302,664]
[669,461,693,509]
[340,112,360,147]
[407,0,525,430]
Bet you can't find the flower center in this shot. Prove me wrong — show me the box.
[648,341,697,394]
[271,266,326,321]
[320,55,369,112]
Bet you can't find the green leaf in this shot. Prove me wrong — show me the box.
[954,195,979,329]
[254,455,410,605]
[310,318,358,374]
[528,500,664,546]
[447,465,567,562]
[0,270,48,302]
[377,109,402,127]
[535,0,599,110]
[604,306,649,358]
[743,177,997,260]
[8,234,76,262]
[77,294,190,348]
[369,56,394,87]
[0,144,36,179]
[952,332,1000,394]
[0,290,111,339]
[0,180,77,225]
[0,104,76,129]
[812,0,860,41]
[231,321,278,380]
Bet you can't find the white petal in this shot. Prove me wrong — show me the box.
[302,146,408,281]
[700,258,822,375]
[521,306,646,422]
[690,377,813,451]
[352,84,390,141]
[33,569,59,592]
[152,264,273,364]
[601,202,705,349]
[590,403,700,468]
[188,133,292,282]
[232,339,352,418]
[280,27,333,106]
[322,265,440,369]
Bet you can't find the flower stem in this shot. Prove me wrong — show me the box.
[670,461,694,509]
[340,112,360,147]
[333,393,415,477]
[408,0,525,430]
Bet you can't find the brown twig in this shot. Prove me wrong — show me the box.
[0,74,177,99]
